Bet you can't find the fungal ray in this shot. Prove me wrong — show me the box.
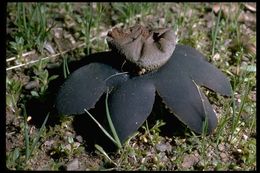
[169,45,232,96]
[56,63,128,115]
[153,49,218,134]
[108,77,156,142]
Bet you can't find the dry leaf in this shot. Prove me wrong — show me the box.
[244,3,256,12]
[212,3,239,19]
[181,153,199,169]
[238,11,256,25]
[212,53,220,61]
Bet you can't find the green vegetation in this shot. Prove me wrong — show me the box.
[6,2,256,170]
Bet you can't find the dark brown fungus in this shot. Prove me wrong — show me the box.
[55,25,232,145]
[107,25,176,73]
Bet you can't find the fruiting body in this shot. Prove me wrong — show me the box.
[107,25,176,73]
[56,25,232,144]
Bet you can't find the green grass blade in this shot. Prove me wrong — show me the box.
[105,90,122,148]
[95,144,117,166]
[230,79,250,140]
[192,79,208,164]
[63,56,70,78]
[215,110,230,145]
[211,4,222,57]
[29,113,49,159]
[63,57,67,79]
[230,89,237,141]
[22,3,27,31]
[84,7,93,56]
[65,57,70,76]
[84,109,118,146]
[192,80,209,135]
[22,105,30,161]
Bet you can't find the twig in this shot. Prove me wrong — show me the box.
[6,42,85,71]
[6,50,36,62]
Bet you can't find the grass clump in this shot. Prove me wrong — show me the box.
[10,3,52,53]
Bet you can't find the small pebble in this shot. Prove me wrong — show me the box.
[181,154,199,169]
[155,142,172,152]
[220,152,228,162]
[24,80,39,90]
[66,158,79,170]
[212,53,220,61]
[218,144,225,151]
[43,41,56,55]
[76,135,83,143]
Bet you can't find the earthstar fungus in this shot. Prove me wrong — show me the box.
[55,25,232,144]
